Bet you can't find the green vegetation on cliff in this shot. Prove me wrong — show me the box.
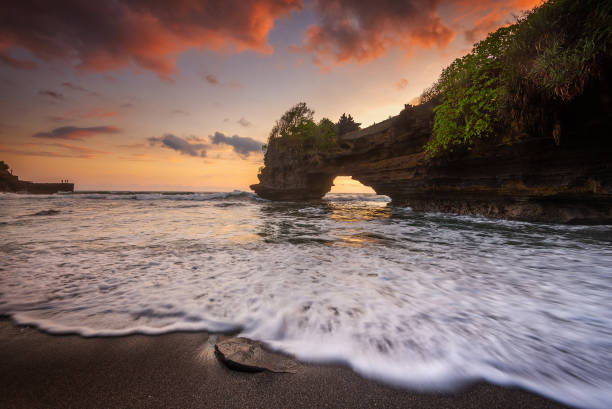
[267,102,336,153]
[265,103,362,155]
[424,0,612,155]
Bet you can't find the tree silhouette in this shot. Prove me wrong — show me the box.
[336,113,361,136]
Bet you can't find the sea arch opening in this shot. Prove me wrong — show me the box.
[326,176,376,195]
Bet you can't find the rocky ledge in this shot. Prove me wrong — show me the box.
[251,91,612,224]
[0,161,74,194]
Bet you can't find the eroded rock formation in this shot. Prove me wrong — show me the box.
[251,88,612,224]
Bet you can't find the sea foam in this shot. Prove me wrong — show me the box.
[1,192,611,409]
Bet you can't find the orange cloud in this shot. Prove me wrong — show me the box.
[452,0,544,43]
[293,0,544,69]
[291,0,455,70]
[396,78,409,90]
[0,0,302,80]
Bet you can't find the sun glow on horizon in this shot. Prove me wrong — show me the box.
[328,176,376,194]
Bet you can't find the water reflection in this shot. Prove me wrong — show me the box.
[256,198,391,246]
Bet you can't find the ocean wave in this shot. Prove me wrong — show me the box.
[1,193,611,409]
[1,190,258,202]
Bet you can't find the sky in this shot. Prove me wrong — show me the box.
[0,0,540,192]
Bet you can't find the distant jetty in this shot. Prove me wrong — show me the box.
[0,161,74,194]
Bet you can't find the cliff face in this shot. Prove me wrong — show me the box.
[251,88,612,224]
[0,161,74,194]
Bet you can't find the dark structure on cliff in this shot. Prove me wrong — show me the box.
[0,161,74,194]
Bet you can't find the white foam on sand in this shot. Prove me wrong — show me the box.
[1,192,611,409]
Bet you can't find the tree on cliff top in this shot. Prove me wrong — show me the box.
[266,103,338,152]
[269,102,314,141]
[336,113,361,136]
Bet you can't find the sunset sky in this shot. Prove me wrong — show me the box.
[0,0,539,192]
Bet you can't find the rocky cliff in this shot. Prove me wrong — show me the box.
[0,161,74,194]
[251,87,612,224]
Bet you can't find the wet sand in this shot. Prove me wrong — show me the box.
[0,319,571,409]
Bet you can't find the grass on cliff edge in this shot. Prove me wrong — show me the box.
[423,0,612,156]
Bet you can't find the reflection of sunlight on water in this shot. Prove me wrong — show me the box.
[328,202,391,222]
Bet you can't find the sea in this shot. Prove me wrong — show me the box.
[1,191,611,408]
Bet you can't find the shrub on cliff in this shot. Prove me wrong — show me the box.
[424,0,612,155]
[424,25,515,155]
[502,0,612,141]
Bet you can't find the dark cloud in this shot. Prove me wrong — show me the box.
[205,74,219,85]
[237,117,252,127]
[33,126,121,140]
[0,0,301,79]
[120,102,134,108]
[291,0,455,69]
[0,52,37,70]
[171,109,189,116]
[210,132,261,157]
[39,90,64,100]
[204,74,244,88]
[148,132,262,158]
[148,134,208,157]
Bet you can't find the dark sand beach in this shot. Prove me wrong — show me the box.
[0,319,570,409]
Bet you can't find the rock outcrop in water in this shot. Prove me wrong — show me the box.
[251,91,612,224]
[0,161,74,194]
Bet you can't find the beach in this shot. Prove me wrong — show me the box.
[0,319,571,409]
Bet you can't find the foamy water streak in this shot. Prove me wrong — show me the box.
[1,191,611,408]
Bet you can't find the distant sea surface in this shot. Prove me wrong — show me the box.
[1,191,611,408]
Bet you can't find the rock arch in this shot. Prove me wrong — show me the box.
[251,102,612,224]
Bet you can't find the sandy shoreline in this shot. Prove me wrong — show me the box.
[0,319,571,409]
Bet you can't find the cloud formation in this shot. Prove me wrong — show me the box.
[291,0,542,69]
[203,74,244,88]
[148,134,208,157]
[148,132,262,158]
[0,51,37,70]
[61,82,99,96]
[292,0,454,69]
[396,78,409,90]
[1,1,541,76]
[0,0,301,79]
[205,74,220,85]
[210,132,261,157]
[39,90,64,100]
[33,126,121,140]
[0,142,107,159]
[237,117,252,127]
